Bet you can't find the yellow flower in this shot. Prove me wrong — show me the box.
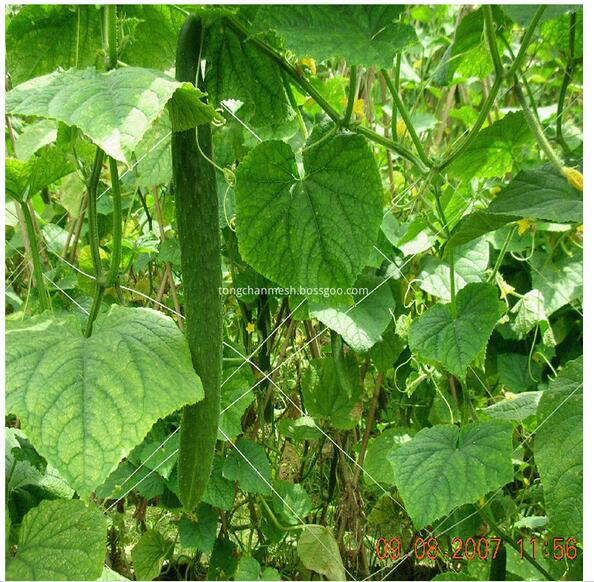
[577,224,583,234]
[396,118,407,138]
[562,166,583,191]
[299,58,317,76]
[341,97,366,119]
[246,322,256,334]
[352,99,365,119]
[489,186,501,195]
[516,218,534,236]
[499,279,515,300]
[504,391,516,401]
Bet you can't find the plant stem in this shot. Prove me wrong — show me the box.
[483,6,503,77]
[102,5,118,70]
[478,505,555,581]
[381,69,432,167]
[84,148,106,337]
[282,71,307,140]
[514,82,564,172]
[556,11,577,154]
[354,125,429,171]
[353,372,383,483]
[20,201,50,311]
[342,65,358,126]
[258,494,303,532]
[433,185,449,235]
[86,149,106,281]
[86,6,118,336]
[507,6,546,80]
[391,55,401,142]
[487,226,514,283]
[448,249,457,317]
[105,157,122,287]
[438,76,501,171]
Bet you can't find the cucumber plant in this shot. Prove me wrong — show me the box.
[4,4,583,581]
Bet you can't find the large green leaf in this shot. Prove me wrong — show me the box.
[254,6,416,67]
[131,530,172,581]
[502,5,580,27]
[449,112,531,180]
[14,119,58,160]
[309,276,395,352]
[204,21,292,127]
[6,67,217,164]
[444,212,515,252]
[445,8,494,80]
[202,456,235,511]
[530,248,582,315]
[5,428,75,499]
[302,355,362,430]
[368,321,406,372]
[6,499,106,581]
[235,556,261,581]
[389,421,514,528]
[179,503,218,554]
[117,6,185,71]
[6,146,74,201]
[487,166,582,223]
[6,5,184,84]
[409,283,503,380]
[363,428,411,486]
[510,289,549,336]
[96,460,166,501]
[218,343,256,441]
[6,5,102,85]
[6,306,203,496]
[235,133,383,292]
[297,525,345,581]
[222,439,272,495]
[497,353,540,392]
[418,239,489,301]
[534,357,582,539]
[482,391,543,422]
[271,480,312,527]
[6,428,45,494]
[133,113,172,188]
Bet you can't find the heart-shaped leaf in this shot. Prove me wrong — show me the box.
[6,306,203,496]
[235,132,383,292]
[388,421,514,528]
[409,283,502,379]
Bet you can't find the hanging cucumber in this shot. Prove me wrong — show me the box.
[172,14,223,512]
[489,543,506,581]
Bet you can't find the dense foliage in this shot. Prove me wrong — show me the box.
[4,4,583,581]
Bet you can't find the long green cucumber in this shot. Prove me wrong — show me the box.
[172,14,223,512]
[489,542,506,581]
